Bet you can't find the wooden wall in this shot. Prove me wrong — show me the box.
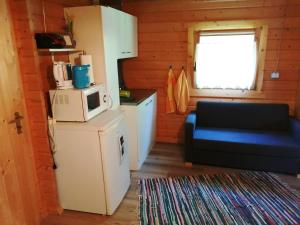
[28,0,93,111]
[8,0,300,216]
[10,0,92,217]
[122,0,300,143]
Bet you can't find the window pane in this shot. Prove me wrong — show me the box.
[195,34,257,90]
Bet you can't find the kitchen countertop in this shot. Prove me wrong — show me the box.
[120,89,156,106]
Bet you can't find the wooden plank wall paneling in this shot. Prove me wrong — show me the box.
[10,0,92,217]
[122,0,300,144]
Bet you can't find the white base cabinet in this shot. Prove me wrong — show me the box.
[121,93,157,170]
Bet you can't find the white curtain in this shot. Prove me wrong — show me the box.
[194,33,257,90]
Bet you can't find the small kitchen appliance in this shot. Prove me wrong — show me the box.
[53,61,73,89]
[49,84,109,122]
[52,109,130,215]
[73,65,90,89]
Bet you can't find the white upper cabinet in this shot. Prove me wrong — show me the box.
[118,11,138,59]
[64,6,138,109]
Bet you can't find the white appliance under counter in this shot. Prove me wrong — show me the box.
[52,109,130,215]
[120,90,157,170]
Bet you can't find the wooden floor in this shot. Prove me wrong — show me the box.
[41,143,300,225]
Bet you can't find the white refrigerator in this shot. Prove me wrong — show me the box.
[52,109,130,215]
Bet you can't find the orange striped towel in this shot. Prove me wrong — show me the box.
[174,69,190,114]
[165,68,176,113]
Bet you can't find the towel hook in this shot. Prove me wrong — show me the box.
[169,65,172,69]
[182,66,184,70]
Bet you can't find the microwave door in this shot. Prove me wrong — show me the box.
[87,92,101,112]
[83,91,101,120]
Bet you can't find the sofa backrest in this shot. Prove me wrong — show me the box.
[196,102,289,131]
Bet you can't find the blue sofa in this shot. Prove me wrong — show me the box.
[185,102,300,174]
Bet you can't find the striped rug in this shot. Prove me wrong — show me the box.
[139,172,300,225]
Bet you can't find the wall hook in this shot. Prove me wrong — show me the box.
[169,65,172,69]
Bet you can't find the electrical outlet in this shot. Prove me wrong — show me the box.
[271,71,280,79]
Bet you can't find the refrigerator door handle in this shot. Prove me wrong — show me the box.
[117,131,125,165]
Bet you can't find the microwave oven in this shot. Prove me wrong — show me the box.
[49,84,109,122]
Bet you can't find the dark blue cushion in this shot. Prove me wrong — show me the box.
[196,102,289,131]
[193,127,300,158]
[290,118,300,142]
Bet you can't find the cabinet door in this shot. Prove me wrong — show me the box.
[99,117,130,215]
[137,96,154,164]
[54,129,106,214]
[127,15,138,58]
[119,12,138,59]
[119,12,127,58]
[150,93,157,146]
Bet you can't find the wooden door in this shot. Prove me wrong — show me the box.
[0,1,41,225]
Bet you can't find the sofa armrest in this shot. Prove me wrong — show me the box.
[290,118,300,142]
[184,112,197,162]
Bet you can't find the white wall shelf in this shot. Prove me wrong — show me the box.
[38,48,81,52]
[37,48,83,62]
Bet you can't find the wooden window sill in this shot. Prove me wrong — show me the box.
[189,88,265,99]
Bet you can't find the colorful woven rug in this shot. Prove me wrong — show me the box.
[139,172,300,225]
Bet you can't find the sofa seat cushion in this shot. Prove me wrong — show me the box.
[193,127,300,158]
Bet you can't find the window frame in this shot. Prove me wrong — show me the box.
[187,20,268,99]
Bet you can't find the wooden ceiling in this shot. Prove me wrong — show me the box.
[61,0,122,9]
[99,0,123,9]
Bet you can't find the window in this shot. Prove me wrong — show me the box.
[195,31,257,90]
[187,21,268,98]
